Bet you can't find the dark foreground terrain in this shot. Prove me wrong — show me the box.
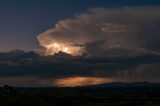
[0,82,160,106]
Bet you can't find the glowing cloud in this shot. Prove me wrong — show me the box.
[44,43,83,56]
[53,77,113,87]
[37,7,160,57]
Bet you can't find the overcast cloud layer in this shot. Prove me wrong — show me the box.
[0,49,160,87]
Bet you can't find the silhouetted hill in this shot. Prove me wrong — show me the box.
[84,82,160,88]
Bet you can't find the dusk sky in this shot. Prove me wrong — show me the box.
[0,0,160,51]
[0,0,160,87]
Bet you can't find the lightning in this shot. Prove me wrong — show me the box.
[43,42,84,56]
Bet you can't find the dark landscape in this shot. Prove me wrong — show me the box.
[1,82,160,106]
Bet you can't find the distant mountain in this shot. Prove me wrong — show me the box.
[85,82,160,88]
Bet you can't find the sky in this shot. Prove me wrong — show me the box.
[0,0,160,87]
[0,0,160,51]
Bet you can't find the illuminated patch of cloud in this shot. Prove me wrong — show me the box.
[53,77,113,87]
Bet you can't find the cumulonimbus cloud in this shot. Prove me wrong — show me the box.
[1,6,160,87]
[37,6,160,57]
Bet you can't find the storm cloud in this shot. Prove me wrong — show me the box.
[1,6,160,87]
[38,6,160,57]
[0,49,160,87]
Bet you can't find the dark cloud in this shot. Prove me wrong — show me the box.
[0,49,160,86]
